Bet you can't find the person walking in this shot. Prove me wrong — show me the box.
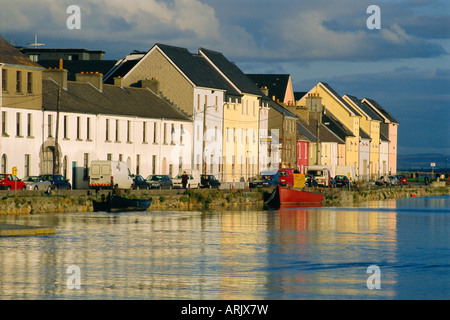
[182,171,188,189]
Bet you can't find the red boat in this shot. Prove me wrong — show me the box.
[264,185,323,209]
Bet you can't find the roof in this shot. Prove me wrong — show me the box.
[344,94,383,122]
[294,92,307,101]
[39,60,117,81]
[246,74,290,102]
[297,116,345,144]
[359,128,371,140]
[363,98,399,124]
[155,44,240,95]
[42,79,192,121]
[0,36,42,68]
[103,59,140,84]
[199,48,263,96]
[319,82,361,117]
[322,111,355,142]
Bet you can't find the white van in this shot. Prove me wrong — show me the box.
[306,165,331,187]
[89,160,133,190]
[172,169,200,189]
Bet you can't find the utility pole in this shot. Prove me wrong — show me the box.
[54,80,61,175]
[202,99,207,176]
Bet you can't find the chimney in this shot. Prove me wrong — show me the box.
[76,72,103,92]
[141,78,160,94]
[43,66,68,90]
[260,86,269,96]
[114,76,123,87]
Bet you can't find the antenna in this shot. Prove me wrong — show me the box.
[27,34,45,48]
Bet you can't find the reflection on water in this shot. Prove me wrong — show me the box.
[0,196,449,299]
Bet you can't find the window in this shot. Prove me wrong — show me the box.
[153,122,158,143]
[105,119,110,141]
[86,117,91,140]
[115,119,119,142]
[127,120,131,142]
[16,71,22,93]
[180,125,184,144]
[27,113,32,137]
[136,154,140,175]
[152,155,157,174]
[76,116,81,140]
[83,153,89,179]
[63,115,68,139]
[27,72,32,93]
[24,154,30,177]
[1,111,7,136]
[143,122,147,143]
[1,154,7,173]
[171,124,174,144]
[1,69,6,92]
[48,114,53,138]
[107,153,112,161]
[163,123,167,144]
[16,112,21,137]
[197,94,201,110]
[29,54,40,62]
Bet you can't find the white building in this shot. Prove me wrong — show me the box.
[41,69,193,187]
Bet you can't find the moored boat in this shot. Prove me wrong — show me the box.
[264,185,323,209]
[93,195,152,212]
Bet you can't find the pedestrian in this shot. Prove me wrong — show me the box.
[182,171,188,189]
[113,184,121,196]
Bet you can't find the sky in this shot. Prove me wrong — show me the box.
[0,0,449,159]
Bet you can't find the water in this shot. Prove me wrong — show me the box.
[0,196,448,300]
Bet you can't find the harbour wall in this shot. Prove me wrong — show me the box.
[0,185,448,215]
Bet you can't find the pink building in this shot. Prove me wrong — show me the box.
[297,140,309,174]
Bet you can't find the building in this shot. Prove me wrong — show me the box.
[1,37,192,184]
[0,36,44,177]
[41,69,192,186]
[362,98,399,175]
[246,74,295,106]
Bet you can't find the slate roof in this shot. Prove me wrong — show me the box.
[155,44,240,96]
[363,98,399,124]
[0,36,42,68]
[246,74,290,102]
[344,95,383,122]
[294,92,307,101]
[297,116,345,144]
[42,79,191,121]
[39,60,117,81]
[322,111,355,142]
[199,48,263,96]
[102,59,140,84]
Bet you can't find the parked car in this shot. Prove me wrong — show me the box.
[131,174,150,189]
[200,175,221,189]
[334,175,349,187]
[39,174,72,190]
[387,175,399,186]
[278,168,295,187]
[249,171,279,188]
[305,175,318,187]
[397,175,408,185]
[23,176,52,192]
[0,174,26,190]
[146,175,173,189]
[375,176,385,186]
[172,170,200,189]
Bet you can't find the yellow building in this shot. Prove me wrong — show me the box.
[343,95,383,179]
[200,48,263,182]
[296,82,361,174]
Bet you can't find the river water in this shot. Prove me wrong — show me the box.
[0,195,448,300]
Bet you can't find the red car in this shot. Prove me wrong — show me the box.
[278,168,295,187]
[0,174,26,190]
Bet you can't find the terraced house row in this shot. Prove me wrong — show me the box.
[0,36,398,186]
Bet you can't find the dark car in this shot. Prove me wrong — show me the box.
[305,175,318,187]
[249,171,279,188]
[39,174,71,190]
[200,175,221,189]
[334,175,349,187]
[146,175,173,189]
[131,174,150,190]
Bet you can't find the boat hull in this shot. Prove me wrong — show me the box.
[264,186,323,209]
[93,196,152,212]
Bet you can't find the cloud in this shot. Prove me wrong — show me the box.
[1,0,447,62]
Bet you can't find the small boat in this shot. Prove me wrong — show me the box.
[93,195,152,212]
[264,185,323,209]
